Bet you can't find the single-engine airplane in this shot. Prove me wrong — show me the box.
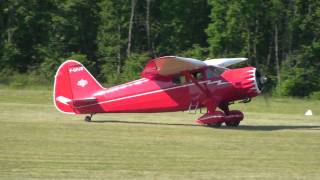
[54,56,266,127]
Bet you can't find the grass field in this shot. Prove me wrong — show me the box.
[0,89,319,179]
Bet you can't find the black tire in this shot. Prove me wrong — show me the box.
[233,120,240,127]
[84,116,91,122]
[225,120,240,127]
[225,121,233,127]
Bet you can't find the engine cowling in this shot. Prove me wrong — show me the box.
[221,67,266,100]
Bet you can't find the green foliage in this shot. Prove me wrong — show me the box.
[280,69,319,97]
[66,53,100,78]
[67,53,88,64]
[179,44,208,60]
[0,0,319,97]
[154,0,210,55]
[0,42,21,70]
[100,62,120,86]
[36,48,64,82]
[276,68,314,97]
[121,53,149,82]
[206,0,320,96]
[0,72,50,88]
[277,42,320,97]
[96,0,130,85]
[309,91,320,100]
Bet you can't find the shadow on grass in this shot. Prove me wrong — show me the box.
[222,125,320,131]
[91,120,320,131]
[91,120,199,127]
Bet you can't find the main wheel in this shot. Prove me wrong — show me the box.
[225,120,240,127]
[232,120,240,127]
[84,116,92,122]
[225,110,243,127]
[225,121,232,126]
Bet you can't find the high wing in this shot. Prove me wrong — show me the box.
[141,56,206,77]
[141,56,248,78]
[204,58,248,68]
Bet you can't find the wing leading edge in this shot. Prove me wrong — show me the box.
[204,58,248,68]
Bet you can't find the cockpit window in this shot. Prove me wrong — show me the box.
[172,75,187,84]
[192,71,204,80]
[206,66,225,78]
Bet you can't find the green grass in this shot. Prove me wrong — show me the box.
[0,89,319,179]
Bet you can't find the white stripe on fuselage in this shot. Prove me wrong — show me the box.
[207,80,229,86]
[77,79,229,109]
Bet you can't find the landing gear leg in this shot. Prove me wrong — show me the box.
[84,114,93,122]
[219,102,230,115]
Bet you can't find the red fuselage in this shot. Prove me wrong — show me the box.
[72,66,260,114]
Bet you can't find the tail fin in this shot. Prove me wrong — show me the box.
[53,60,103,114]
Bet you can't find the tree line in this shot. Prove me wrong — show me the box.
[0,0,319,98]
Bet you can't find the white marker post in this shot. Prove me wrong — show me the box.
[305,109,313,116]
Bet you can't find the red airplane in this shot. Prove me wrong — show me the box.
[53,56,266,127]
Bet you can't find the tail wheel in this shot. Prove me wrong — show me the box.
[84,114,93,122]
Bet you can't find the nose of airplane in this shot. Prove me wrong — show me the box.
[242,67,268,96]
[221,67,267,98]
[247,67,262,94]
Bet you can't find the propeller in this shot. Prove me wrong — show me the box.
[255,69,270,106]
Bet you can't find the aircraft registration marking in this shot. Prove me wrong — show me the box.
[69,66,84,73]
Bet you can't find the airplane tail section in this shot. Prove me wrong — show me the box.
[53,60,103,114]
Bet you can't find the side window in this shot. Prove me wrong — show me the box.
[206,67,225,78]
[192,71,204,80]
[172,75,187,84]
[206,69,214,78]
[172,76,181,84]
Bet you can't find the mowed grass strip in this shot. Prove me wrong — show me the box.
[0,89,319,179]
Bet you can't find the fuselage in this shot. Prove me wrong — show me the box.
[73,66,260,114]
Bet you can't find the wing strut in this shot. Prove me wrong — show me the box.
[184,72,217,113]
[184,72,210,97]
